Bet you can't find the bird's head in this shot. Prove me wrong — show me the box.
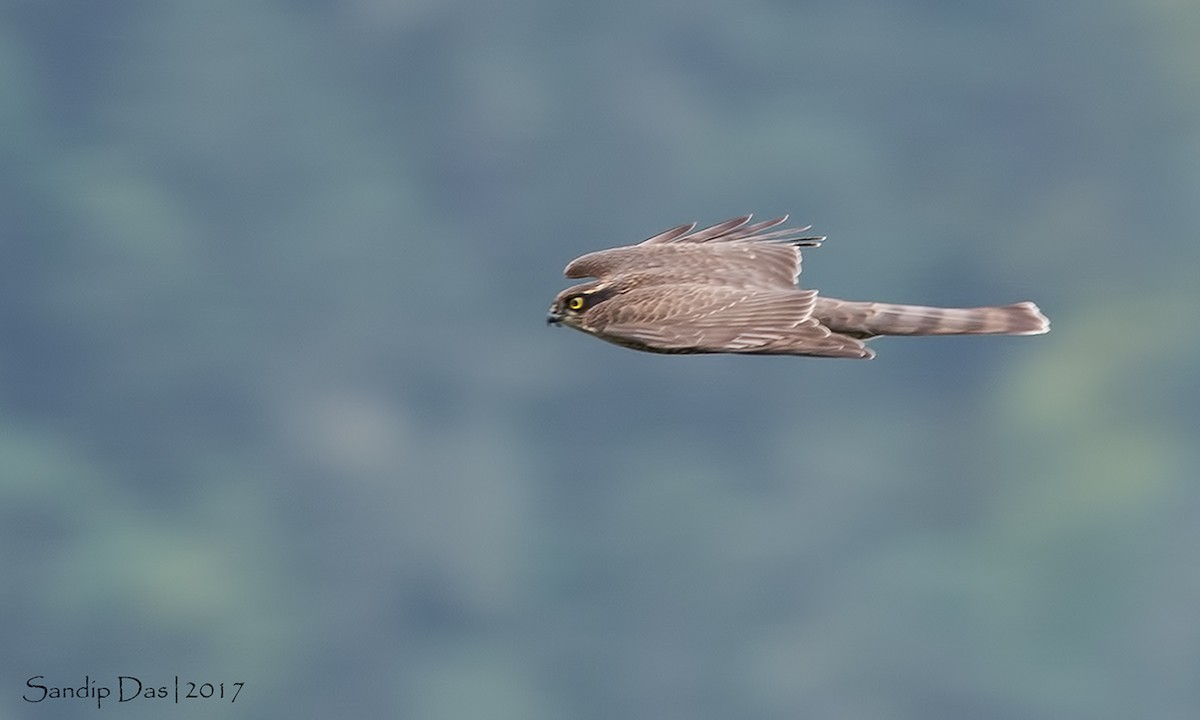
[547,281,617,329]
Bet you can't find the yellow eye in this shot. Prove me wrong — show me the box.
[567,295,586,311]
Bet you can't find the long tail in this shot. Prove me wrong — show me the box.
[813,298,1050,339]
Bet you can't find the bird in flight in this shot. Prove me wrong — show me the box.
[546,215,1049,359]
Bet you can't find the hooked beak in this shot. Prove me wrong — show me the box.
[546,309,562,326]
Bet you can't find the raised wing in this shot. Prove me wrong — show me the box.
[585,286,872,358]
[564,215,825,289]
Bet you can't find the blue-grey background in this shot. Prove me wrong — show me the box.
[3,1,1198,718]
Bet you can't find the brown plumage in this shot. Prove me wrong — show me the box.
[546,215,1049,359]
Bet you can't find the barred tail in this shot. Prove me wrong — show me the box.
[813,298,1050,339]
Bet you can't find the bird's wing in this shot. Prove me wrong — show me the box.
[588,286,873,358]
[637,215,821,247]
[565,215,824,289]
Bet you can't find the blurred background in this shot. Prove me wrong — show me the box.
[2,0,1198,718]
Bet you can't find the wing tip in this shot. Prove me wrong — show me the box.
[634,213,826,247]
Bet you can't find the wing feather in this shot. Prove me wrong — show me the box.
[637,214,823,247]
[564,214,823,288]
[640,221,698,245]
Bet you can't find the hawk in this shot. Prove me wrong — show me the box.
[546,215,1049,359]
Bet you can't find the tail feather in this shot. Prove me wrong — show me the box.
[814,298,1050,339]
